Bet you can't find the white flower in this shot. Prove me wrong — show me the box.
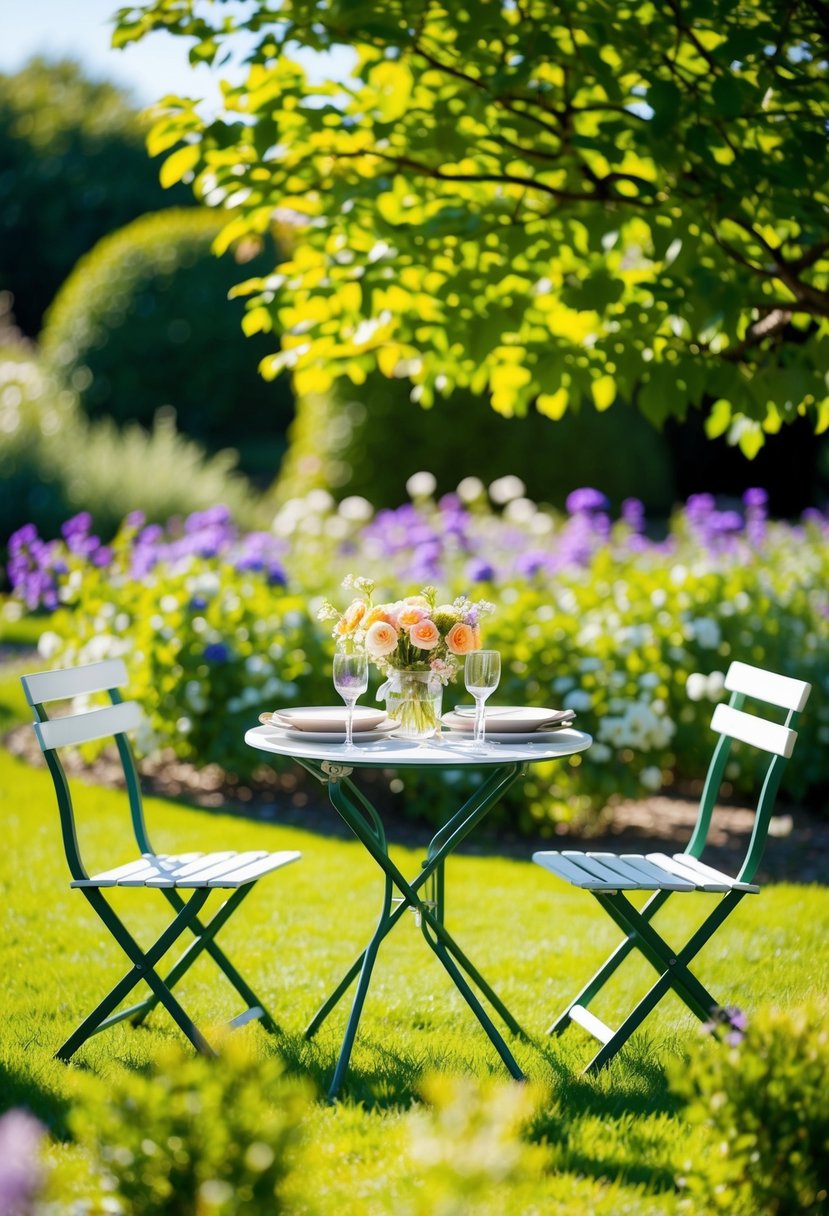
[338,496,373,522]
[306,489,335,513]
[686,672,708,702]
[406,471,437,499]
[489,475,526,504]
[456,476,485,502]
[640,766,663,791]
[690,617,721,649]
[37,630,63,659]
[707,670,726,699]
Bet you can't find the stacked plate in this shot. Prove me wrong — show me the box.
[264,706,400,743]
[440,705,576,743]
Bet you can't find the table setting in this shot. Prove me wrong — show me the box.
[244,576,592,1098]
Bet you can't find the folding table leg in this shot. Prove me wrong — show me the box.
[421,918,524,1081]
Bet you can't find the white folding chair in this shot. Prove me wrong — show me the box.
[21,658,300,1061]
[533,661,811,1071]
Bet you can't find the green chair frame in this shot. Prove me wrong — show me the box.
[533,660,811,1071]
[21,658,300,1061]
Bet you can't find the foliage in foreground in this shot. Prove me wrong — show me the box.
[117,0,829,451]
[8,482,829,827]
[671,1004,829,1214]
[7,1009,829,1214]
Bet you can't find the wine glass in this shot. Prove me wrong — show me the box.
[333,652,369,748]
[464,650,501,747]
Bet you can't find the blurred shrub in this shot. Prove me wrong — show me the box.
[40,208,294,482]
[671,1005,829,1214]
[276,376,676,514]
[68,1038,312,1215]
[0,348,259,546]
[10,487,829,829]
[0,58,192,337]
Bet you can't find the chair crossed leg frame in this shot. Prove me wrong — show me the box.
[57,884,280,1062]
[299,761,529,1100]
[549,886,746,1072]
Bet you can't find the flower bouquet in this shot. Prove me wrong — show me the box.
[318,577,495,738]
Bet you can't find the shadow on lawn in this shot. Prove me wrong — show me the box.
[0,1057,74,1138]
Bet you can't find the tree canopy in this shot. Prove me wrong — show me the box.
[115,0,829,453]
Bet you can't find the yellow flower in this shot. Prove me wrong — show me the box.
[335,599,367,635]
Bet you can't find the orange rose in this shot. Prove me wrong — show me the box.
[409,619,440,650]
[336,599,367,635]
[365,620,399,658]
[364,605,398,629]
[398,606,425,627]
[446,622,478,655]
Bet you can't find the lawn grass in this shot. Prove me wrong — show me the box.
[3,735,829,1213]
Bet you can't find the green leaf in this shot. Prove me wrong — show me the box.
[159,143,200,188]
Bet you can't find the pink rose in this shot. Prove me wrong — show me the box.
[365,620,399,658]
[409,619,440,650]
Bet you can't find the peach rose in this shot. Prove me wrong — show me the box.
[364,605,398,629]
[446,622,478,655]
[365,620,399,658]
[409,618,440,650]
[336,599,367,636]
[398,606,425,627]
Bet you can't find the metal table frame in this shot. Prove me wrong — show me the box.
[245,727,592,1099]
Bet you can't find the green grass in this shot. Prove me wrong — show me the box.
[3,738,829,1213]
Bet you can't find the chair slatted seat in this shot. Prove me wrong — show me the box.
[533,660,811,1072]
[21,658,301,1061]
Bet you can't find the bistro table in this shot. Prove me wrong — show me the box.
[245,723,592,1098]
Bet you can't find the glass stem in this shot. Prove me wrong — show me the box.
[345,699,355,748]
[474,696,486,745]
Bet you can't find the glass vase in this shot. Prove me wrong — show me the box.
[380,667,443,740]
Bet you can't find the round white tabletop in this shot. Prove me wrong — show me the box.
[244,723,593,768]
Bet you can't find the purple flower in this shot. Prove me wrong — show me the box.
[125,509,146,529]
[566,487,610,514]
[203,642,230,663]
[61,511,92,539]
[742,487,768,509]
[266,562,287,587]
[465,558,495,582]
[189,596,208,612]
[0,1110,44,1215]
[8,524,37,551]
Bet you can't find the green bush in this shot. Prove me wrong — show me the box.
[671,1005,829,1214]
[275,376,676,514]
[0,348,259,545]
[40,209,294,482]
[0,58,192,337]
[67,1038,312,1215]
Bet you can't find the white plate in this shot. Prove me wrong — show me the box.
[442,727,574,744]
[277,720,401,743]
[444,706,575,732]
[273,705,387,733]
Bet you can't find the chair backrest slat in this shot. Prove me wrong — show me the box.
[710,703,796,758]
[34,701,143,752]
[725,661,811,712]
[21,659,128,707]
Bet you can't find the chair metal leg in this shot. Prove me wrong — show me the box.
[546,889,672,1035]
[564,890,748,1071]
[56,886,215,1061]
[132,886,281,1034]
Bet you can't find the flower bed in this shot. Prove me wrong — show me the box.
[7,484,829,830]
